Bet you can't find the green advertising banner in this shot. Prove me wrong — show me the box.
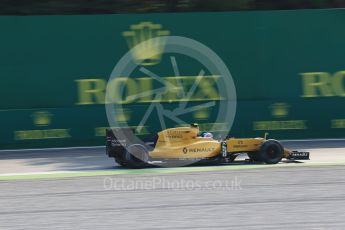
[0,9,345,149]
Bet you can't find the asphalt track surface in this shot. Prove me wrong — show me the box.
[0,140,345,229]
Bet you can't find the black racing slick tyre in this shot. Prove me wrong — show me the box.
[259,140,283,164]
[114,157,127,167]
[124,144,149,169]
[107,145,127,167]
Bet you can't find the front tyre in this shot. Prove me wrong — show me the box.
[124,144,149,169]
[247,152,262,162]
[259,140,283,164]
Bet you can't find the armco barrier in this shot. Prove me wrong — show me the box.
[0,10,345,149]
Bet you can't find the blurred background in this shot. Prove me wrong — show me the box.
[0,0,345,14]
[0,0,345,149]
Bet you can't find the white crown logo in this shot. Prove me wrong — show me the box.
[122,22,170,66]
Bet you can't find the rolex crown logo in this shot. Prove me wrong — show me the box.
[115,109,131,123]
[122,22,170,66]
[32,111,52,127]
[270,103,290,118]
[193,107,210,120]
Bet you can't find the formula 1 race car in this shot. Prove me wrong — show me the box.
[106,124,310,168]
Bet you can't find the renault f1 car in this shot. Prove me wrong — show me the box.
[106,124,310,168]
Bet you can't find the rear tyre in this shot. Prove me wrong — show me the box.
[114,157,127,167]
[124,144,149,169]
[259,140,283,164]
[107,145,127,167]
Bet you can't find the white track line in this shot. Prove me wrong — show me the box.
[0,171,84,176]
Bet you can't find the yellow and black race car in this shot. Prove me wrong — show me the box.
[106,124,309,168]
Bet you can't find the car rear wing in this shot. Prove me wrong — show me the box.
[106,128,134,157]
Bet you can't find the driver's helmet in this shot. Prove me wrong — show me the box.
[201,132,213,138]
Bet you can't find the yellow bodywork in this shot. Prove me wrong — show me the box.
[149,126,291,159]
[226,138,263,153]
[149,127,221,159]
[226,138,290,158]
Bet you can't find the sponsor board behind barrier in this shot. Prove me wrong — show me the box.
[0,10,345,149]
